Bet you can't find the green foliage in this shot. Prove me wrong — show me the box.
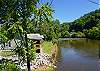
[32,19,61,41]
[83,27,100,39]
[70,9,100,32]
[0,0,54,71]
[61,31,70,38]
[71,32,85,38]
[69,9,100,39]
[60,22,70,38]
[0,51,14,57]
[52,39,58,45]
[0,61,21,71]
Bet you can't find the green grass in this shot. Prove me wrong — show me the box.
[42,41,54,71]
[42,41,53,54]
[46,66,53,71]
[0,50,14,57]
[32,66,53,71]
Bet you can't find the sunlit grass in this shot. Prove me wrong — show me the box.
[42,41,53,54]
[32,66,53,71]
[0,50,14,57]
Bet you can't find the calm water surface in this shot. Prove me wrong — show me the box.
[56,38,100,71]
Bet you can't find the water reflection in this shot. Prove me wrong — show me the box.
[56,39,100,71]
[99,44,100,59]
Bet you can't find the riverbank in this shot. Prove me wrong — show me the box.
[32,41,58,71]
[42,41,53,54]
[43,41,58,66]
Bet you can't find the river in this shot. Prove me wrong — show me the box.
[55,38,100,71]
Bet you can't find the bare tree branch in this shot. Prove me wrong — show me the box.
[88,0,100,5]
[49,0,54,6]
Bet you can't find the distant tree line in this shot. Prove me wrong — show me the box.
[69,9,100,39]
[32,9,100,40]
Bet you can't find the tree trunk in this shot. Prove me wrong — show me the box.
[25,33,30,71]
[27,57,30,71]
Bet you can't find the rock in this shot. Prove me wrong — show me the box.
[0,53,54,70]
[32,53,52,69]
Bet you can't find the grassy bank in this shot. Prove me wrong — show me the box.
[42,41,58,71]
[42,41,53,54]
[36,41,54,71]
[32,66,53,71]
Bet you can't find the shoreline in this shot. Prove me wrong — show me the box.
[32,42,58,71]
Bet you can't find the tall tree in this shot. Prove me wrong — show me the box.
[0,0,53,71]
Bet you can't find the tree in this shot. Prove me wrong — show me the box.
[84,27,100,39]
[69,9,100,39]
[60,22,70,37]
[0,0,53,71]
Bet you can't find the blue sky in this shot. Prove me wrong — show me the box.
[49,0,99,23]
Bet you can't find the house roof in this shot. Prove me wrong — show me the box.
[27,34,44,40]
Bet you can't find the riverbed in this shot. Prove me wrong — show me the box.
[55,38,100,71]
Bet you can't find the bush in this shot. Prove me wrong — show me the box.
[61,31,70,38]
[71,32,85,38]
[83,27,100,39]
[52,39,58,45]
[0,61,21,71]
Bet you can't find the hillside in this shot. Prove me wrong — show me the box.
[68,9,100,39]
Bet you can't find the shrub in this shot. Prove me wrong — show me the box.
[0,61,21,71]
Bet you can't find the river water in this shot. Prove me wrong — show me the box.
[56,38,100,71]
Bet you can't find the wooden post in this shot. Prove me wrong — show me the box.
[25,33,30,71]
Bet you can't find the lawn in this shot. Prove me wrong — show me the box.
[0,50,14,57]
[42,41,53,54]
[32,66,54,71]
